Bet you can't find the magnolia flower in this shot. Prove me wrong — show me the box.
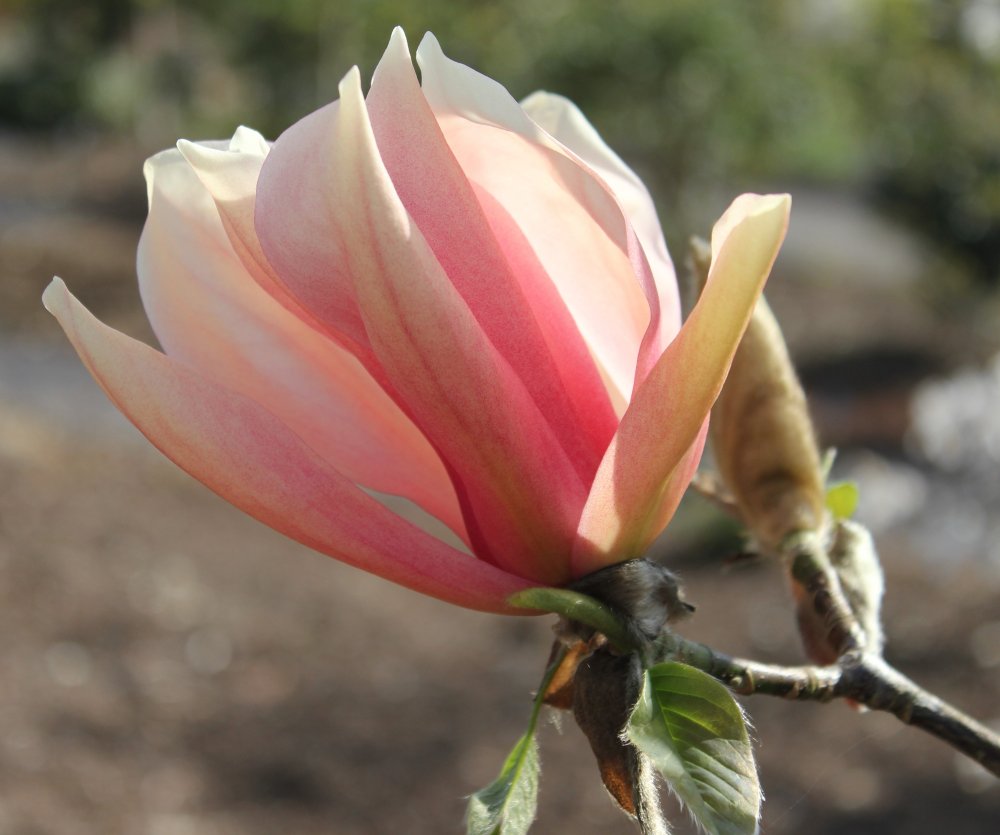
[44,29,789,614]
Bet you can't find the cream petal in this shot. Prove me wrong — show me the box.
[573,194,792,574]
[175,131,323,334]
[520,91,676,317]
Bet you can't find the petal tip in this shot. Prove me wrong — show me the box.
[766,192,792,214]
[375,25,416,85]
[520,89,554,108]
[42,276,68,315]
[338,65,364,100]
[713,192,792,254]
[229,125,270,155]
[175,138,205,168]
[175,137,232,174]
[415,31,443,67]
[735,191,791,215]
[752,192,792,231]
[388,25,409,52]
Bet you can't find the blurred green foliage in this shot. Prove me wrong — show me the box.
[1,0,999,282]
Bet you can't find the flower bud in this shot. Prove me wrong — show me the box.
[698,237,825,549]
[572,649,644,816]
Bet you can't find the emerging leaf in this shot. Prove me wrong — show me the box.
[468,644,574,835]
[466,732,540,835]
[627,662,761,835]
[825,481,860,521]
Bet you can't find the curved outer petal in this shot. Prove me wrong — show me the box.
[43,278,532,613]
[416,33,677,404]
[365,30,617,477]
[137,142,467,537]
[329,67,587,584]
[573,194,791,575]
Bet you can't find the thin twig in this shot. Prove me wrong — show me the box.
[842,654,1000,776]
[654,633,1000,777]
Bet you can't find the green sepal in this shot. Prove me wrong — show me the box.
[627,662,761,835]
[466,732,540,835]
[507,587,634,650]
[825,481,859,520]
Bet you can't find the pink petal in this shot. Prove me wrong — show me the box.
[573,194,792,575]
[330,67,587,583]
[43,278,531,613]
[365,30,616,477]
[254,101,371,352]
[139,143,467,537]
[519,90,677,330]
[416,33,676,404]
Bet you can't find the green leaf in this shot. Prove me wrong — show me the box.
[825,481,859,520]
[466,645,570,835]
[507,587,634,650]
[466,731,539,835]
[626,663,761,835]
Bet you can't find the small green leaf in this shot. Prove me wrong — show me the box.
[627,663,761,835]
[825,481,859,520]
[507,587,634,650]
[466,645,569,835]
[466,732,539,835]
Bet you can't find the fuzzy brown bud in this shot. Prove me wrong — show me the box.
[795,520,885,665]
[693,237,825,548]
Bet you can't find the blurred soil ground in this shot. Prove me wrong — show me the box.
[1,133,1000,834]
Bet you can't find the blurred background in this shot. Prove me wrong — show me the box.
[2,0,1000,832]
